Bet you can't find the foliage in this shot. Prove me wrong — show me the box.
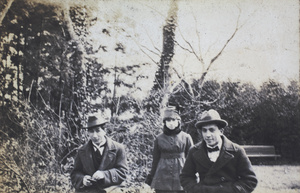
[1,78,299,192]
[169,79,300,161]
[108,111,161,187]
[0,101,73,192]
[0,0,299,192]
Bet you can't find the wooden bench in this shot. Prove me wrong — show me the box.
[241,145,281,159]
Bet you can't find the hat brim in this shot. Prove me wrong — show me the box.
[85,122,107,130]
[195,119,228,129]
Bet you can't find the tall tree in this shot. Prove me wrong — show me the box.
[151,0,179,112]
[157,0,178,89]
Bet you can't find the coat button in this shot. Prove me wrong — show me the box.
[221,177,225,182]
[113,177,117,182]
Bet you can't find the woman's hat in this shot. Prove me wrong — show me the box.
[195,109,228,129]
[163,106,181,121]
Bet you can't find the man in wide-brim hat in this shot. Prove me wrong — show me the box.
[180,109,258,193]
[71,112,127,193]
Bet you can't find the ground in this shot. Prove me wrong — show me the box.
[252,165,300,193]
[116,165,300,193]
[1,165,299,192]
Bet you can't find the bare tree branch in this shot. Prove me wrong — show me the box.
[143,28,162,55]
[174,40,194,54]
[198,10,242,87]
[140,47,160,65]
[137,1,166,20]
[189,3,204,65]
[128,35,160,66]
[175,29,205,65]
[59,147,78,164]
[141,45,160,58]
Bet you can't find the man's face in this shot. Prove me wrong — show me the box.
[200,123,222,147]
[87,126,106,146]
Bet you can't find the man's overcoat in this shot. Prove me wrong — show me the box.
[71,137,127,192]
[180,135,257,193]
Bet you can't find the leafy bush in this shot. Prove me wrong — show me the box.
[0,101,74,192]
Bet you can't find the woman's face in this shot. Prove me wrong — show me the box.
[165,118,179,130]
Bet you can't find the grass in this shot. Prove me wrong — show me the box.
[252,165,300,193]
[2,165,299,192]
[109,165,300,193]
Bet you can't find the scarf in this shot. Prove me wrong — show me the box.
[163,125,181,136]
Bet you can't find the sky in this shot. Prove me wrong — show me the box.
[173,0,299,87]
[32,0,299,97]
[86,0,298,87]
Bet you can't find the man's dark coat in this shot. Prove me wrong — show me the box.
[180,135,257,193]
[71,137,127,192]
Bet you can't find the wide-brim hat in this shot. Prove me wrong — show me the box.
[85,112,110,130]
[195,109,228,129]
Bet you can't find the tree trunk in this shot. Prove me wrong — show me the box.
[60,3,86,58]
[0,0,15,26]
[60,3,88,117]
[159,0,178,108]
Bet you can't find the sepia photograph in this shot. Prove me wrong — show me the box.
[0,0,299,192]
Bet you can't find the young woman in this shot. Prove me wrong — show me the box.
[146,106,194,193]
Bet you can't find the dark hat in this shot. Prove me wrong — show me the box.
[195,109,228,129]
[85,112,109,130]
[163,106,181,121]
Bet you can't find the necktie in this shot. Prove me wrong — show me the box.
[207,146,219,152]
[95,148,101,156]
[94,143,106,155]
[93,148,102,169]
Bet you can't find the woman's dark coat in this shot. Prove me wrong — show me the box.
[148,131,194,191]
[71,137,127,192]
[180,135,257,193]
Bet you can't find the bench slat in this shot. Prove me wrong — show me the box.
[247,154,281,157]
[241,145,281,158]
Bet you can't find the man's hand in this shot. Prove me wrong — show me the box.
[83,175,95,187]
[92,170,105,180]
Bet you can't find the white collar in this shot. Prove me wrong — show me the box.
[92,138,107,150]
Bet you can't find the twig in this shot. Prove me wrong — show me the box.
[133,40,159,66]
[199,9,241,87]
[141,45,160,57]
[177,26,205,64]
[59,147,78,165]
[0,155,31,193]
[27,80,34,103]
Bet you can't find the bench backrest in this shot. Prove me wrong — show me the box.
[241,145,280,157]
[242,145,275,154]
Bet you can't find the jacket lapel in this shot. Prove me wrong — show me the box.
[193,142,214,169]
[99,137,117,170]
[207,136,235,175]
[81,141,97,175]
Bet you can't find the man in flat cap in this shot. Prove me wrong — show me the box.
[71,112,127,193]
[180,109,257,193]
